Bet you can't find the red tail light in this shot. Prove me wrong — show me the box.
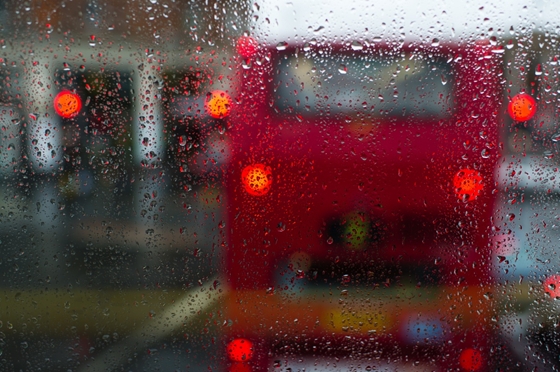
[54,90,82,118]
[544,274,560,299]
[459,348,483,371]
[508,93,536,122]
[454,169,483,201]
[205,90,232,119]
[227,338,254,362]
[241,164,272,196]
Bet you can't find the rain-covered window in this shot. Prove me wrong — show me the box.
[2,0,560,371]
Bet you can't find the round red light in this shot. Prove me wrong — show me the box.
[241,164,272,196]
[453,169,483,201]
[508,93,536,122]
[544,274,560,299]
[459,348,483,371]
[227,338,253,362]
[236,36,258,58]
[205,90,232,119]
[54,91,82,118]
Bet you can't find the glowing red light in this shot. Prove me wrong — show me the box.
[54,91,82,118]
[544,275,560,299]
[453,169,483,201]
[205,90,232,119]
[227,338,253,362]
[508,93,536,122]
[459,348,483,371]
[242,164,272,196]
[236,36,258,58]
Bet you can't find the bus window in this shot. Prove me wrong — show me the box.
[275,54,454,118]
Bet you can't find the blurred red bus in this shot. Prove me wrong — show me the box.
[223,38,502,371]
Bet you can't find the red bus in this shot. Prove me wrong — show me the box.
[223,38,503,371]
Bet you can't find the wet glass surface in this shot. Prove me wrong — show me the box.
[1,1,560,371]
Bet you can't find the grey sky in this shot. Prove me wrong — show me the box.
[251,0,559,44]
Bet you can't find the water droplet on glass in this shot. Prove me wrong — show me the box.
[351,41,363,51]
[481,148,490,159]
[89,35,96,47]
[535,64,542,76]
[431,38,440,47]
[544,151,554,159]
[313,26,324,33]
[552,133,560,142]
[276,42,288,51]
[179,135,187,146]
[338,64,347,74]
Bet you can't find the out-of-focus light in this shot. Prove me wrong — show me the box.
[459,348,483,371]
[236,36,258,58]
[54,90,82,118]
[508,93,536,122]
[401,315,446,344]
[205,90,232,119]
[242,164,272,196]
[342,212,369,250]
[544,274,560,299]
[453,169,483,201]
[227,338,254,362]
